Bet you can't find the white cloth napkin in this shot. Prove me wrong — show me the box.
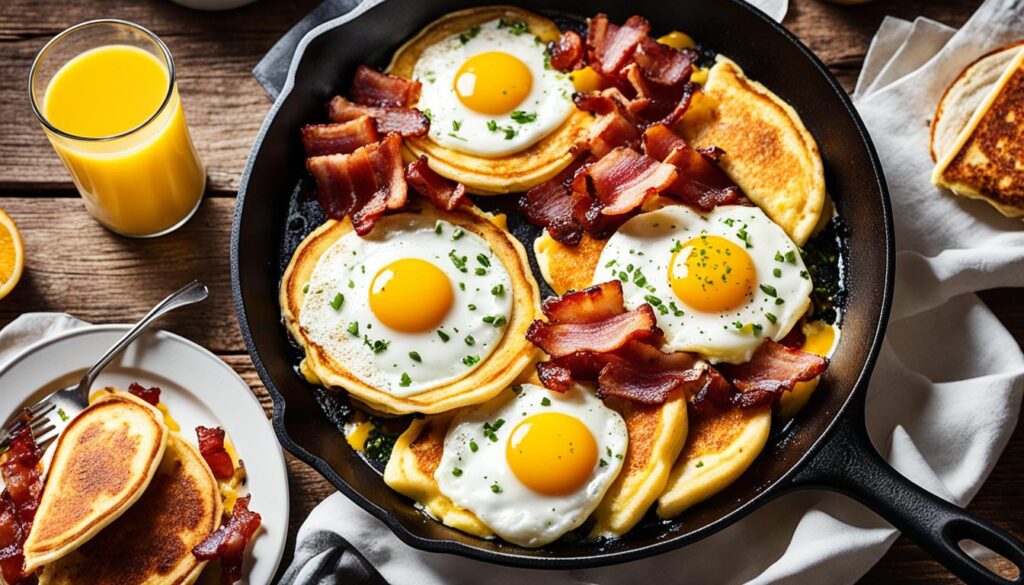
[0,314,88,364]
[283,1,1024,583]
[745,0,788,23]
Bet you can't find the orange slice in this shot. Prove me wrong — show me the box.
[0,209,25,300]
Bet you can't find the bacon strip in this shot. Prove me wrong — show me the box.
[128,382,161,406]
[580,147,677,215]
[350,65,421,108]
[634,37,697,88]
[549,31,584,72]
[301,117,380,157]
[306,134,408,236]
[586,14,650,77]
[0,426,42,585]
[193,495,262,585]
[404,156,467,211]
[718,340,828,406]
[541,280,625,323]
[527,304,659,358]
[537,351,621,393]
[196,426,235,480]
[327,96,429,137]
[518,156,590,245]
[642,124,747,210]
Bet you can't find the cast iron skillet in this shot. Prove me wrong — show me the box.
[231,0,1024,581]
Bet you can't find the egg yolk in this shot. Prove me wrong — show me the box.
[454,51,532,115]
[571,66,602,93]
[506,412,598,496]
[369,258,453,333]
[657,31,697,50]
[669,235,756,313]
[802,321,837,357]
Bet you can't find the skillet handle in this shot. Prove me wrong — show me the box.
[789,409,1024,584]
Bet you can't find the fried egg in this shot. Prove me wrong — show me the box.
[435,384,627,547]
[591,205,813,364]
[298,215,513,396]
[412,18,574,158]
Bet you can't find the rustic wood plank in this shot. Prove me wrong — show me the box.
[0,196,244,352]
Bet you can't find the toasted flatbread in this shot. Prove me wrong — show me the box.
[931,42,1024,162]
[39,432,222,585]
[680,55,826,246]
[933,45,1024,217]
[23,392,168,572]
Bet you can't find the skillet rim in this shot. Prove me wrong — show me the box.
[230,0,895,569]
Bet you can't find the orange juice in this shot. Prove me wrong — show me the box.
[39,42,204,236]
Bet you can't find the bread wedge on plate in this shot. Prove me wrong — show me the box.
[22,392,168,572]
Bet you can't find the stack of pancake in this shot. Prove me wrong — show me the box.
[932,43,1024,217]
[18,391,223,585]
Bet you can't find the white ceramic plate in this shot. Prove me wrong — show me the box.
[0,325,288,585]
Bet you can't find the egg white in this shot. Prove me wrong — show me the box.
[412,18,575,157]
[435,384,627,548]
[592,205,813,364]
[298,215,513,397]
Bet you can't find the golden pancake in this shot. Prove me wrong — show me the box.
[384,413,493,538]
[39,432,222,585]
[933,46,1024,217]
[657,405,770,519]
[679,55,826,246]
[281,205,540,415]
[24,392,168,572]
[387,6,594,195]
[534,231,608,296]
[931,42,1024,163]
[590,391,688,538]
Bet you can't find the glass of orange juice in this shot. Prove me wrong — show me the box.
[29,20,205,238]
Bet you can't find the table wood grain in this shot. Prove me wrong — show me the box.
[1,0,1020,583]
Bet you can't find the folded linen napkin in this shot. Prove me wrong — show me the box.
[279,1,1024,583]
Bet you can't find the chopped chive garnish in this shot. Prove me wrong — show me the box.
[469,439,478,452]
[541,397,551,406]
[491,284,504,296]
[347,322,359,335]
[765,312,778,324]
[452,228,465,240]
[759,284,778,297]
[437,330,450,342]
[409,351,422,362]
[452,467,463,476]
[463,354,480,366]
[465,335,476,346]
[330,293,344,311]
[400,373,412,387]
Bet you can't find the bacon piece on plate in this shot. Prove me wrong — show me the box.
[579,147,677,215]
[306,134,408,235]
[327,96,429,137]
[718,339,829,407]
[404,156,467,211]
[586,14,650,77]
[301,117,380,157]
[642,124,747,210]
[588,108,642,159]
[537,351,621,393]
[541,280,625,324]
[598,354,704,404]
[549,30,584,71]
[128,382,161,406]
[688,366,739,411]
[527,303,659,358]
[574,88,648,120]
[0,426,43,585]
[196,426,235,480]
[350,65,422,108]
[518,156,591,245]
[193,494,262,585]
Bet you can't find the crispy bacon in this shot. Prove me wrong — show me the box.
[537,351,622,393]
[586,14,650,77]
[598,357,704,404]
[541,280,625,323]
[642,124,747,210]
[578,147,677,215]
[527,303,659,358]
[350,65,421,108]
[404,156,467,211]
[688,366,739,412]
[518,156,591,245]
[301,117,380,157]
[570,170,632,239]
[193,495,262,585]
[327,96,429,137]
[718,340,828,406]
[306,134,408,236]
[549,31,584,72]
[196,426,235,480]
[588,108,642,159]
[0,426,43,585]
[574,88,647,120]
[634,36,698,88]
[128,382,161,406]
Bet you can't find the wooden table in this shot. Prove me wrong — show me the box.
[0,0,1019,582]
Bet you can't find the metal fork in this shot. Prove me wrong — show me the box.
[0,280,209,451]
